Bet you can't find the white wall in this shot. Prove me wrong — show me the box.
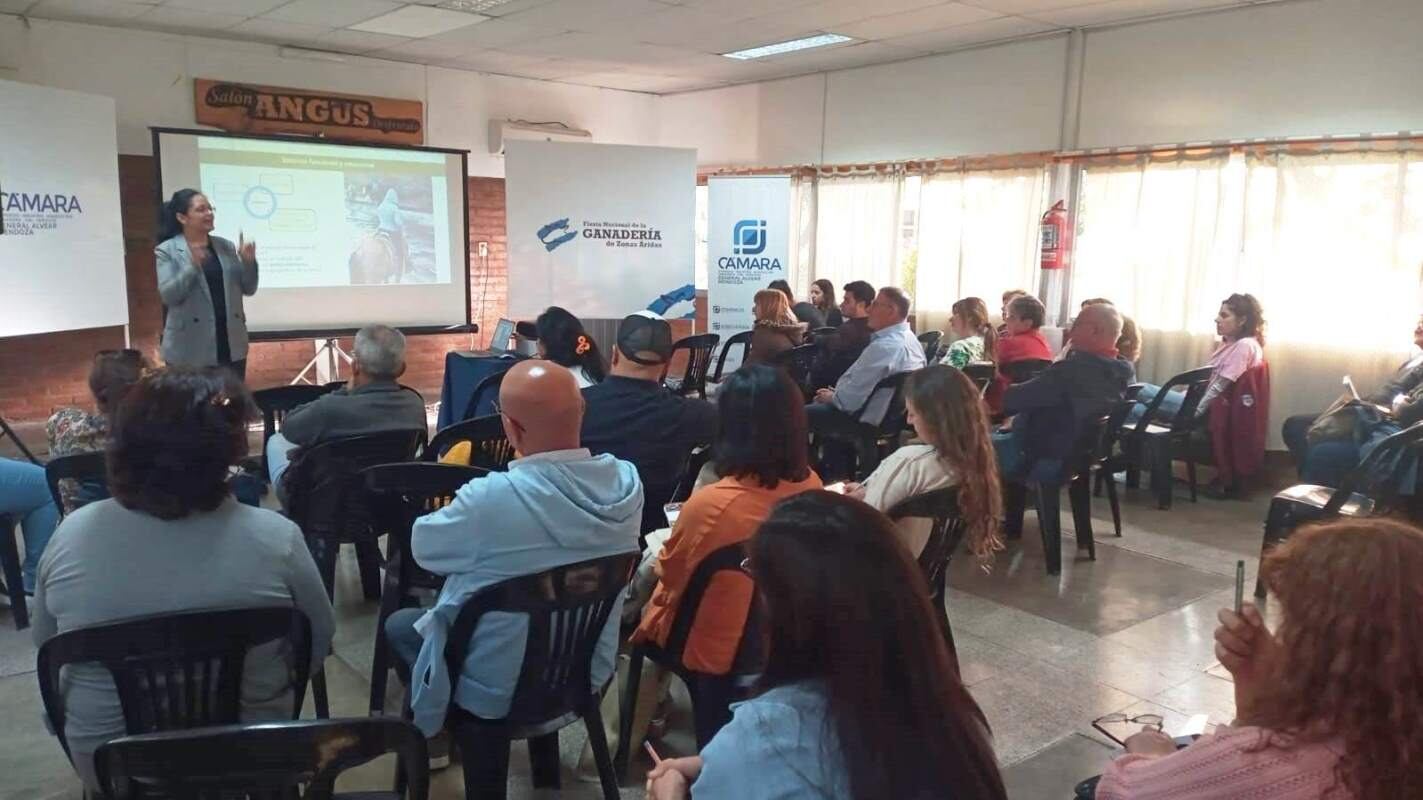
[0,16,660,177]
[663,0,1423,166]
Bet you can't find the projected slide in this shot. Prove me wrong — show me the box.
[196,137,452,289]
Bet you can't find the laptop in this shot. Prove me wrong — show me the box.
[488,318,516,354]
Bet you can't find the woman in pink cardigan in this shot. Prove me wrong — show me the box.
[1096,517,1423,800]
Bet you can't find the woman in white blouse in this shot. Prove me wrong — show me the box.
[846,365,1003,561]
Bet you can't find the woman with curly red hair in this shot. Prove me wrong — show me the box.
[1096,517,1423,799]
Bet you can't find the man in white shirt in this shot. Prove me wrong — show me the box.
[807,287,926,477]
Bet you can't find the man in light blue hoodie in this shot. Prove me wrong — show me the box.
[383,360,643,766]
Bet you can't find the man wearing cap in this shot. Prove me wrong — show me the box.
[581,313,719,533]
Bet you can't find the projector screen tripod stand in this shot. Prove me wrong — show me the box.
[289,337,353,387]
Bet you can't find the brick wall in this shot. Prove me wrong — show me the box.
[0,157,508,423]
[0,160,702,425]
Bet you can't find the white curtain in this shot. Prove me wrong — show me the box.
[1071,151,1423,447]
[916,167,1049,321]
[813,173,904,294]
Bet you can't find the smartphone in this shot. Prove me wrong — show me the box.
[1234,560,1245,613]
[823,482,847,495]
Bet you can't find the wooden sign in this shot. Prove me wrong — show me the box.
[194,78,424,145]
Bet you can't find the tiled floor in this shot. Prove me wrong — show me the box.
[0,472,1275,800]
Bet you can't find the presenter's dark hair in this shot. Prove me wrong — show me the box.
[536,306,606,383]
[751,491,1007,800]
[109,366,250,520]
[157,188,204,242]
[714,364,809,489]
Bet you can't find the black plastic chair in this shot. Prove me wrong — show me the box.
[1003,358,1052,384]
[710,330,754,383]
[253,384,340,478]
[773,342,821,400]
[44,450,108,517]
[0,513,28,629]
[1003,415,1110,576]
[435,552,637,800]
[363,462,485,715]
[0,412,40,464]
[425,414,515,471]
[95,717,429,800]
[816,371,915,480]
[37,607,314,763]
[664,334,721,399]
[963,362,996,395]
[918,330,944,363]
[1120,366,1214,509]
[886,487,967,669]
[668,444,714,505]
[808,326,839,343]
[1253,420,1423,598]
[461,368,513,422]
[615,542,762,780]
[1091,386,1146,538]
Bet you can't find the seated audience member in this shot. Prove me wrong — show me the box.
[265,324,426,496]
[32,367,335,791]
[1132,294,1265,422]
[810,280,876,388]
[535,306,606,388]
[581,313,718,533]
[808,286,926,438]
[635,364,821,671]
[845,365,1002,560]
[746,289,804,366]
[384,361,642,757]
[46,348,148,512]
[1062,298,1143,364]
[768,279,826,329]
[997,288,1029,335]
[0,459,58,595]
[1285,314,1423,483]
[810,278,843,327]
[1096,517,1423,800]
[994,303,1133,543]
[987,293,1054,412]
[645,491,1006,800]
[939,296,998,369]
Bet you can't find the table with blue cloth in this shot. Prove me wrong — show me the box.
[437,352,519,430]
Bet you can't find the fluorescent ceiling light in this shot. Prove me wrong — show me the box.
[721,33,854,60]
[438,0,519,11]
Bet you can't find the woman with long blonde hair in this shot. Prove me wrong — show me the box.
[847,365,1002,561]
[940,296,999,368]
[746,288,804,366]
[1097,517,1423,799]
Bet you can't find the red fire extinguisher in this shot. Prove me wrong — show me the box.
[1040,200,1070,270]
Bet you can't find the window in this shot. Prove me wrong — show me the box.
[812,173,904,293]
[914,167,1048,312]
[694,183,708,290]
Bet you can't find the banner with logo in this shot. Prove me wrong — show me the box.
[505,140,696,321]
[194,78,424,145]
[707,175,791,372]
[0,79,127,338]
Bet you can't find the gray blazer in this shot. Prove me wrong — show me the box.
[155,234,259,366]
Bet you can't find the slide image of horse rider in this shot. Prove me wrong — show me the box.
[345,175,437,285]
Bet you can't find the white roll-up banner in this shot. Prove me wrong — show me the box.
[505,140,697,321]
[707,175,791,373]
[0,79,128,338]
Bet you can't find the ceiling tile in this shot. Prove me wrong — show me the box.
[502,30,687,64]
[661,18,825,53]
[28,0,158,23]
[961,0,1099,12]
[312,27,413,52]
[883,14,1059,52]
[371,35,480,60]
[350,5,489,37]
[424,17,551,47]
[131,6,249,33]
[227,17,334,46]
[499,0,674,31]
[164,0,287,14]
[439,48,563,73]
[833,3,1004,41]
[560,71,700,93]
[574,4,727,43]
[467,0,559,17]
[0,0,37,12]
[1025,0,1240,27]
[678,0,820,20]
[262,0,404,28]
[748,0,956,33]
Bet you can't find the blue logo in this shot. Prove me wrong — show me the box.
[537,217,579,252]
[733,219,766,255]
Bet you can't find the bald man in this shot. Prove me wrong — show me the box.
[383,361,643,764]
[995,302,1134,549]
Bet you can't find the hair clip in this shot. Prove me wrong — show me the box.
[576,335,591,355]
